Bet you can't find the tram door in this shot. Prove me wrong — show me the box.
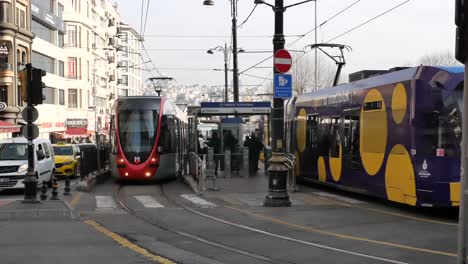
[304,115,319,177]
[343,110,361,171]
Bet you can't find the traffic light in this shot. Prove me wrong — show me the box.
[18,67,30,102]
[456,0,468,63]
[31,68,46,105]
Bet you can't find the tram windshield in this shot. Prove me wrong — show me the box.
[118,109,159,162]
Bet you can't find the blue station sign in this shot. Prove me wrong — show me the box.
[200,102,271,115]
[274,74,293,98]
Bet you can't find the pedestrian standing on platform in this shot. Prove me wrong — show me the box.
[208,130,221,176]
[198,132,208,159]
[251,133,264,171]
[244,135,256,174]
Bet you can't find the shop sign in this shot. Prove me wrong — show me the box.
[0,44,9,58]
[66,119,88,128]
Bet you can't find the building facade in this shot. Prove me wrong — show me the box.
[117,22,142,97]
[30,0,121,141]
[0,0,35,137]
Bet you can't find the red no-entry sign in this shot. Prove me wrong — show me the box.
[274,49,292,73]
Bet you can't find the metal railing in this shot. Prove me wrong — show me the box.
[189,152,206,193]
[285,152,298,192]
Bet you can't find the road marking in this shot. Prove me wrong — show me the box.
[314,192,364,204]
[183,205,407,264]
[96,196,117,209]
[0,199,18,207]
[181,194,216,208]
[68,192,82,208]
[226,206,457,258]
[134,195,164,208]
[85,220,176,264]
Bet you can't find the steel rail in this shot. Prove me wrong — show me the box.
[115,185,292,264]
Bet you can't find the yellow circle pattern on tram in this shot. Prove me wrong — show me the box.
[360,89,387,176]
[391,83,407,124]
[384,144,417,206]
[294,151,301,177]
[329,144,342,182]
[296,108,307,153]
[318,156,326,182]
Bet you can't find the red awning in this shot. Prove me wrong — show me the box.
[66,127,87,135]
[0,121,20,133]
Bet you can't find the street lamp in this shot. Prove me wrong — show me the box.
[207,44,229,102]
[203,0,240,102]
[256,0,316,207]
[88,106,100,171]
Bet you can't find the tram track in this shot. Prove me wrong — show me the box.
[159,184,409,264]
[115,184,294,264]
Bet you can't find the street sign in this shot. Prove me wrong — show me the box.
[200,102,271,115]
[274,74,292,98]
[21,106,38,122]
[274,49,292,73]
[21,124,39,139]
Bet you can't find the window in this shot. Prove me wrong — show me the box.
[363,101,382,111]
[32,19,54,43]
[68,89,78,108]
[343,110,361,170]
[43,87,56,104]
[0,2,11,24]
[67,57,77,79]
[42,143,51,158]
[58,61,64,77]
[15,4,26,29]
[32,52,55,74]
[59,89,65,105]
[58,32,64,47]
[67,24,78,47]
[58,3,64,18]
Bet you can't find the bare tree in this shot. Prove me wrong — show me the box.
[419,50,461,66]
[290,54,338,95]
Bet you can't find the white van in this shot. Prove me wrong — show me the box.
[0,137,55,189]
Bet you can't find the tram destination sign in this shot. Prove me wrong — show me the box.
[200,102,271,115]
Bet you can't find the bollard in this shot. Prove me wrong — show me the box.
[40,182,48,201]
[50,178,59,200]
[63,177,71,196]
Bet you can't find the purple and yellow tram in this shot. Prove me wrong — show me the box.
[293,66,464,207]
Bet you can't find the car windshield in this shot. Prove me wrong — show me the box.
[53,146,73,156]
[0,143,27,160]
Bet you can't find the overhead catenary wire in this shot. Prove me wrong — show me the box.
[238,4,258,28]
[142,0,151,37]
[239,0,362,75]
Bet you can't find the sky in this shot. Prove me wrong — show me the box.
[116,0,455,91]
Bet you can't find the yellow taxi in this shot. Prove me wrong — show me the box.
[52,143,81,178]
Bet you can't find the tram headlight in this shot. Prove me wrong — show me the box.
[145,172,151,178]
[124,172,129,177]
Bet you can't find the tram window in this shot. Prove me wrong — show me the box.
[317,117,331,156]
[306,115,318,145]
[330,117,341,158]
[158,115,175,154]
[110,116,117,154]
[363,101,382,111]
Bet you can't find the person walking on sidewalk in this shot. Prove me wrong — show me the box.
[208,130,221,176]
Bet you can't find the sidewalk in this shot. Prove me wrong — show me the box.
[0,197,152,264]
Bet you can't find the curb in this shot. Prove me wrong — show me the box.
[76,168,111,192]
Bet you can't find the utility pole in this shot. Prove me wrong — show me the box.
[231,0,240,102]
[456,0,468,263]
[264,0,291,207]
[224,43,229,102]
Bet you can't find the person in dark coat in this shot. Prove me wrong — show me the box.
[208,130,221,176]
[223,130,237,152]
[250,134,264,171]
[243,135,255,174]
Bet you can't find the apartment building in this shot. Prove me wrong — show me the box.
[30,0,121,141]
[0,0,34,138]
[117,22,142,97]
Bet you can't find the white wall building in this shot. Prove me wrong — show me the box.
[117,23,142,97]
[31,0,121,142]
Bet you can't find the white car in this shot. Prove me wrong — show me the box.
[0,137,55,189]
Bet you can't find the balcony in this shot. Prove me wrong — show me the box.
[117,78,128,85]
[109,75,115,82]
[107,56,115,63]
